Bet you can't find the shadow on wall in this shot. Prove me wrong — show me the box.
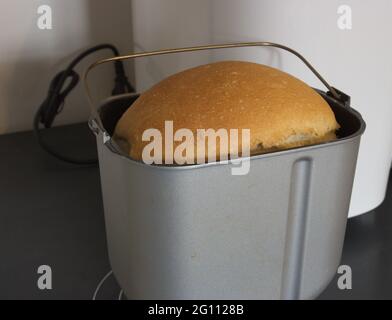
[0,0,133,135]
[85,0,135,99]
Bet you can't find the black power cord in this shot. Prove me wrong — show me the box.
[34,44,134,165]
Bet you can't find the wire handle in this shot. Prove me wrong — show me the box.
[83,41,340,130]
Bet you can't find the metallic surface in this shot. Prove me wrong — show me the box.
[92,93,365,299]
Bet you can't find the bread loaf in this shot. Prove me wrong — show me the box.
[114,61,339,163]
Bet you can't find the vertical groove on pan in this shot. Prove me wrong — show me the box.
[281,158,313,300]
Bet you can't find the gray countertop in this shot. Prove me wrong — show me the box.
[0,123,391,300]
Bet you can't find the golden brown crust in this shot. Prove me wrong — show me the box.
[114,60,339,162]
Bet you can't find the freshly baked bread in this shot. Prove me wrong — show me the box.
[114,60,339,163]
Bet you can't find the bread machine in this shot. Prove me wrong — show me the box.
[84,42,365,299]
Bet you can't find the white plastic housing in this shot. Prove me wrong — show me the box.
[131,0,392,217]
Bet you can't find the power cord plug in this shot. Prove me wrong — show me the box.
[112,60,134,95]
[34,44,134,165]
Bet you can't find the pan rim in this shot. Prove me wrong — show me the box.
[92,91,366,171]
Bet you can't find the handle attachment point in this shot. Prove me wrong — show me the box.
[327,87,350,107]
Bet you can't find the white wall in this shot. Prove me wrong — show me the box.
[0,0,133,134]
[131,0,213,92]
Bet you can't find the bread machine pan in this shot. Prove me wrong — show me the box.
[84,42,366,299]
